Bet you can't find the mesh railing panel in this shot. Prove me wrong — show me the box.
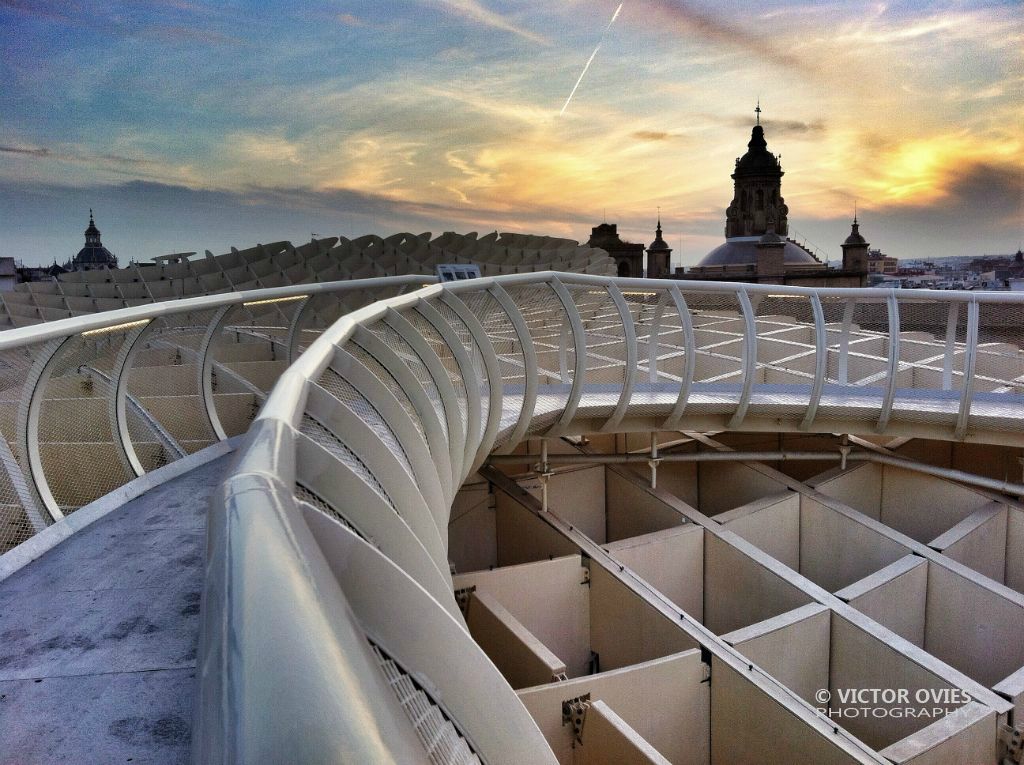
[405,309,470,441]
[501,283,575,436]
[433,301,489,435]
[36,333,136,512]
[344,341,427,444]
[299,414,396,511]
[678,290,745,417]
[0,342,50,552]
[363,319,450,443]
[316,368,417,483]
[127,310,220,454]
[456,289,525,446]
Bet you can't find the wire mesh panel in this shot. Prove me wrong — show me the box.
[362,318,450,444]
[457,288,526,448]
[500,283,574,436]
[207,303,280,438]
[891,298,967,430]
[0,342,51,551]
[342,341,428,445]
[34,331,136,513]
[316,368,418,485]
[561,284,626,422]
[290,284,418,361]
[404,309,470,444]
[747,292,819,420]
[289,293,352,361]
[602,286,670,424]
[126,309,220,455]
[677,289,746,417]
[432,299,490,440]
[815,295,893,427]
[971,301,1024,435]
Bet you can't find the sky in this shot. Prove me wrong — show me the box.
[1,0,1022,268]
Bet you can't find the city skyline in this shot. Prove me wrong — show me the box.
[1,0,1021,267]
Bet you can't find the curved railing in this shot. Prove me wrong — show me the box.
[196,273,1024,763]
[0,276,432,553]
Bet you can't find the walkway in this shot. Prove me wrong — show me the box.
[0,454,229,764]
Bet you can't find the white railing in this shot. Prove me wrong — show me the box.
[0,276,432,553]
[195,273,1024,763]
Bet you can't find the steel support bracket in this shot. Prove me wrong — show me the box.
[561,693,591,744]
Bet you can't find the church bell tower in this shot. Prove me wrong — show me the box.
[725,103,789,239]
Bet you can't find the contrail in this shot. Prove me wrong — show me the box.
[559,3,623,116]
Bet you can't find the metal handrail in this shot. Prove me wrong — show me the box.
[0,276,434,529]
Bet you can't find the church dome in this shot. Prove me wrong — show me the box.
[698,237,818,267]
[71,211,118,270]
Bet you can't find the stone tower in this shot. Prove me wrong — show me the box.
[725,107,789,239]
[646,217,672,279]
[841,216,869,274]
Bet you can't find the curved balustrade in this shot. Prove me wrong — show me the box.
[197,273,1024,763]
[0,276,432,553]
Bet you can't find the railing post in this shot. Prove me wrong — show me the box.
[547,277,587,437]
[285,295,313,364]
[838,298,855,384]
[16,337,71,523]
[110,320,155,476]
[601,284,637,432]
[198,305,234,442]
[384,307,468,482]
[662,285,696,431]
[876,292,901,433]
[727,287,757,429]
[649,432,659,489]
[800,294,827,431]
[647,293,668,383]
[487,284,538,453]
[440,291,505,472]
[942,302,960,391]
[954,299,979,440]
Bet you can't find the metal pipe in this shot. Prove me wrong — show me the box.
[489,451,843,465]
[859,452,1024,497]
[649,432,659,489]
[487,448,1024,498]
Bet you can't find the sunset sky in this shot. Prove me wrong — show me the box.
[1,0,1021,267]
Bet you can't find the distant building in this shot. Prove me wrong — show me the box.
[867,247,898,275]
[586,222,644,278]
[645,217,672,279]
[0,258,16,292]
[63,210,117,272]
[671,109,869,287]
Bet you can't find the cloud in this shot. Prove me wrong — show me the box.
[141,24,240,44]
[0,144,51,157]
[638,0,815,75]
[335,13,363,27]
[632,131,683,142]
[724,117,827,138]
[421,0,550,45]
[0,0,76,23]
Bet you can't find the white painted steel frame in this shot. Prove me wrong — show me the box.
[192,272,1023,764]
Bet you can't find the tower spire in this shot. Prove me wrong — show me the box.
[755,99,761,125]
